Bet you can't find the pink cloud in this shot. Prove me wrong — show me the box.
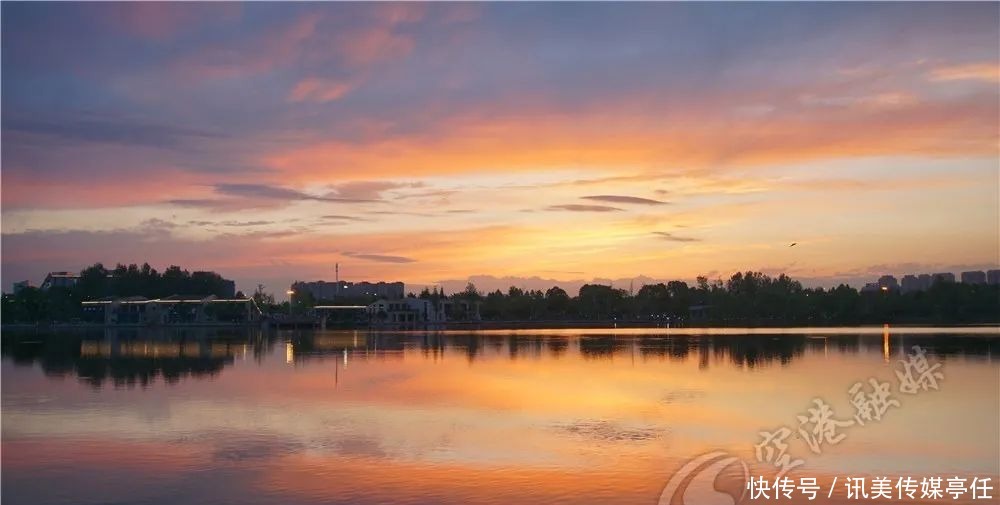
[103,3,241,41]
[288,77,354,103]
[927,62,999,83]
[171,12,321,81]
[371,2,427,25]
[170,9,416,84]
[1,166,213,210]
[337,26,415,67]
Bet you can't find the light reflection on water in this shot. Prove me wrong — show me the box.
[2,327,998,505]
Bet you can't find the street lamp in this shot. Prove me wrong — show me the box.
[286,290,295,315]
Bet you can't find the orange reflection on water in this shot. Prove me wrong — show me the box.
[884,324,891,363]
[3,328,998,505]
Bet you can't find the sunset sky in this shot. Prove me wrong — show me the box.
[2,2,998,297]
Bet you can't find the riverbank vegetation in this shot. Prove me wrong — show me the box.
[3,265,997,325]
[461,273,998,325]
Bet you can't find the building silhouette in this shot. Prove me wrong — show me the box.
[40,271,79,290]
[877,275,899,291]
[960,271,987,284]
[292,280,404,300]
[900,275,921,294]
[986,269,1000,285]
[883,270,997,293]
[932,272,956,284]
[917,274,933,290]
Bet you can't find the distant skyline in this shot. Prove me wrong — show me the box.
[2,2,998,297]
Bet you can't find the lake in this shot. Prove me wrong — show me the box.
[2,327,997,505]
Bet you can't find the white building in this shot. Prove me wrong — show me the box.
[368,298,441,324]
[367,298,482,324]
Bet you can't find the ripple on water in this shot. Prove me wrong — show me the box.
[550,419,663,443]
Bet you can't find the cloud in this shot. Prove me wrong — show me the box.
[162,184,376,212]
[177,4,418,85]
[652,232,701,242]
[171,12,322,81]
[370,210,436,217]
[4,113,226,149]
[371,2,427,25]
[263,87,998,184]
[0,223,326,290]
[101,3,240,41]
[327,180,424,200]
[342,252,416,263]
[168,199,244,210]
[138,218,179,231]
[213,183,373,203]
[336,25,415,67]
[796,91,917,109]
[214,183,314,201]
[393,189,457,201]
[2,166,212,210]
[220,220,275,227]
[288,77,354,103]
[328,5,423,67]
[3,3,998,293]
[581,195,667,205]
[321,215,368,222]
[927,62,999,83]
[546,204,624,212]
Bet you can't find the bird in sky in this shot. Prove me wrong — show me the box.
[789,242,797,247]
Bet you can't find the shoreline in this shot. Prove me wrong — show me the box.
[3,321,998,333]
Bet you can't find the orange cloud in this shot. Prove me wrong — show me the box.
[262,90,998,184]
[1,167,213,209]
[928,62,1000,83]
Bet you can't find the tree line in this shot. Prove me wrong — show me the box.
[3,266,997,325]
[407,272,998,325]
[2,263,236,323]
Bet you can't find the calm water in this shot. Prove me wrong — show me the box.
[2,327,998,505]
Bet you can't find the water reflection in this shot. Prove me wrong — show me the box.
[2,327,997,505]
[273,329,1000,370]
[2,328,267,388]
[2,328,995,389]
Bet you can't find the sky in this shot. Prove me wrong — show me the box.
[2,2,998,297]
